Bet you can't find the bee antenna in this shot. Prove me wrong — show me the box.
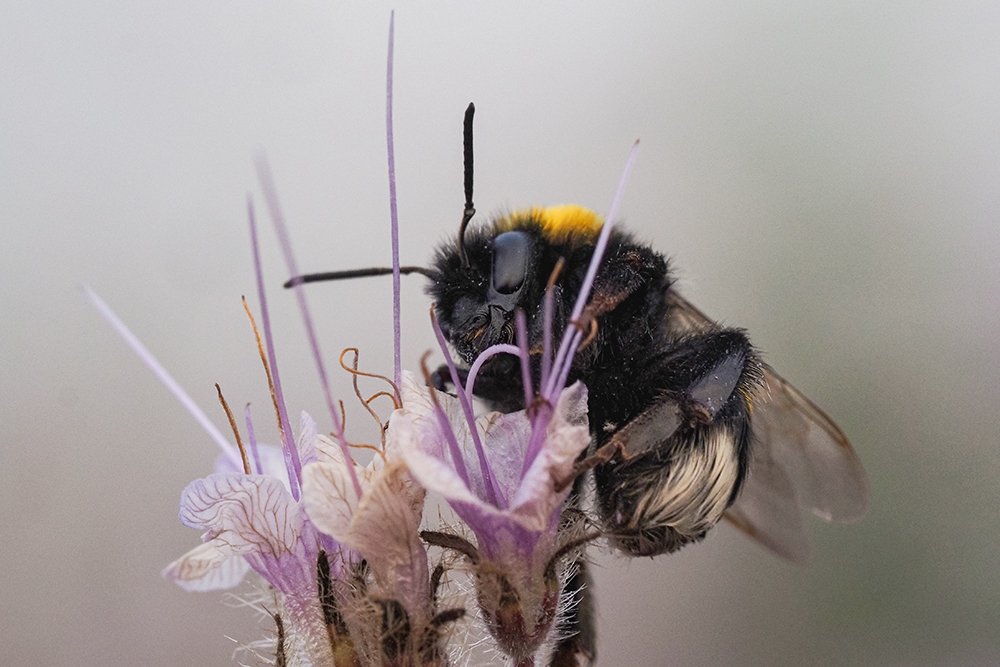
[458,102,476,268]
[283,266,433,288]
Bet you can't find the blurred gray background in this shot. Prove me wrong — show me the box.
[2,1,998,665]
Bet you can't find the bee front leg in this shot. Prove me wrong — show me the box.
[429,363,465,393]
[433,357,528,413]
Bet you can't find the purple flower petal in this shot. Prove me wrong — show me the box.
[393,373,589,563]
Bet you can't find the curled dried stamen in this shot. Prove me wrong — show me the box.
[366,390,398,410]
[339,348,401,402]
[340,348,399,448]
[348,441,387,465]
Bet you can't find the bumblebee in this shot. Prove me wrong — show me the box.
[288,103,869,664]
[288,102,869,560]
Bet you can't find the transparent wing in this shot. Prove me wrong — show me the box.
[665,291,870,562]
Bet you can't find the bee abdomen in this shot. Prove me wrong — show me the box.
[594,330,759,558]
[602,425,742,556]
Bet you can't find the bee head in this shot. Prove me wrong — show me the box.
[430,206,604,365]
[432,228,540,364]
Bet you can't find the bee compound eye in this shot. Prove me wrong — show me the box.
[491,231,531,295]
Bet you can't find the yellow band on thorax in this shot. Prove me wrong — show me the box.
[519,205,604,243]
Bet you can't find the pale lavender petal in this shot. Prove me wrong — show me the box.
[394,375,588,562]
[301,460,369,540]
[178,473,318,595]
[392,406,482,507]
[312,433,349,467]
[510,382,589,520]
[296,411,319,467]
[399,373,519,503]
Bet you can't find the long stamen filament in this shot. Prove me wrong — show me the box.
[81,285,243,471]
[464,343,521,401]
[386,10,402,397]
[254,161,362,501]
[544,140,639,400]
[243,219,302,501]
[419,352,475,492]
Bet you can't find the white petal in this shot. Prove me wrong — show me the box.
[512,382,591,518]
[301,460,364,540]
[296,411,319,466]
[162,538,251,591]
[346,461,429,611]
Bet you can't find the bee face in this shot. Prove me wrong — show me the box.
[436,230,537,363]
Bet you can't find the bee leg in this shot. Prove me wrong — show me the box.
[429,363,466,392]
[674,329,761,428]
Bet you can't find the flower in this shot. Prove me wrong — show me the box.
[302,425,463,666]
[392,371,591,662]
[86,11,640,663]
[162,412,356,666]
[163,413,326,592]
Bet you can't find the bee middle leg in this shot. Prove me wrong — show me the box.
[591,328,761,443]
